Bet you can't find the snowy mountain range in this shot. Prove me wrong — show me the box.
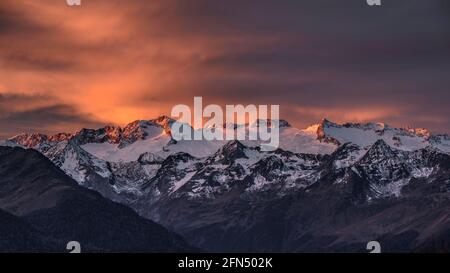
[2,116,450,252]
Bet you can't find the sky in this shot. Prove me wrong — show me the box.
[0,0,449,139]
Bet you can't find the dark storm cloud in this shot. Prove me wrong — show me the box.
[0,93,104,139]
[0,104,99,127]
[131,0,450,131]
[4,52,78,72]
[0,3,44,35]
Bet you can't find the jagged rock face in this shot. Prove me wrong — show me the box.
[10,133,60,148]
[118,118,174,148]
[138,152,165,164]
[10,115,176,150]
[253,119,291,128]
[141,141,450,252]
[3,118,450,252]
[253,155,284,176]
[142,152,197,195]
[72,126,121,145]
[357,140,410,184]
[152,115,176,134]
[207,140,249,165]
[316,119,342,145]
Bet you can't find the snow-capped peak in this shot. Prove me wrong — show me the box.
[251,119,291,128]
[314,118,440,152]
[9,132,73,148]
[5,116,450,165]
[208,140,249,164]
[9,133,49,148]
[148,115,176,133]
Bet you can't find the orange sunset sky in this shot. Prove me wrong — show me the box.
[0,0,449,138]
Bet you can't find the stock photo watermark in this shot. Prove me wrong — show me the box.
[366,241,381,253]
[66,241,81,253]
[64,240,380,253]
[66,0,81,6]
[366,0,382,6]
[66,0,381,8]
[170,97,280,151]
